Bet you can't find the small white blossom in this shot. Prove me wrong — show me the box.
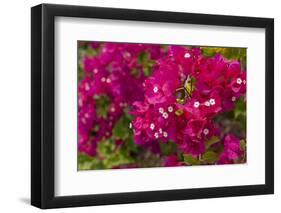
[106,78,111,83]
[163,112,169,119]
[150,123,155,130]
[101,77,106,82]
[159,128,163,134]
[159,107,164,114]
[163,132,168,138]
[232,96,236,102]
[168,106,173,112]
[93,68,98,74]
[153,86,158,93]
[194,101,200,108]
[184,52,191,58]
[236,78,242,84]
[129,123,132,129]
[154,132,159,139]
[203,128,209,135]
[209,99,216,106]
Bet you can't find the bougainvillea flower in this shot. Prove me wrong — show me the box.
[78,42,246,168]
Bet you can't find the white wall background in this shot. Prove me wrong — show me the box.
[0,0,279,212]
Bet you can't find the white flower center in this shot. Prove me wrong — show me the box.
[236,78,242,84]
[184,52,191,58]
[153,86,158,93]
[106,78,111,83]
[168,106,173,112]
[194,101,200,108]
[154,132,159,139]
[159,128,163,134]
[159,107,164,114]
[209,99,216,105]
[163,112,169,119]
[93,68,98,74]
[203,128,209,135]
[101,77,106,82]
[232,96,236,102]
[163,132,168,138]
[150,123,155,130]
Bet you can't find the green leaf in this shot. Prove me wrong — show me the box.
[78,153,104,170]
[112,116,130,140]
[184,75,196,96]
[138,52,148,64]
[137,52,154,77]
[159,141,178,156]
[205,136,220,150]
[183,154,200,165]
[202,151,218,164]
[103,154,132,168]
[78,153,93,163]
[240,139,246,151]
[97,139,115,156]
[95,95,110,119]
[175,109,184,116]
[202,48,216,57]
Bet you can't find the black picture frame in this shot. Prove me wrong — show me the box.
[31,3,274,209]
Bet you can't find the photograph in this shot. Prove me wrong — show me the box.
[77,41,247,170]
[30,3,274,209]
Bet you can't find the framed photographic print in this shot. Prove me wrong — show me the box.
[31,3,274,209]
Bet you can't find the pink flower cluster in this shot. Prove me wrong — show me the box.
[78,42,165,156]
[78,42,246,167]
[131,46,246,164]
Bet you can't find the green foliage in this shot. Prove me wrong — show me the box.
[201,47,247,69]
[240,139,246,151]
[112,115,131,140]
[183,154,200,165]
[159,141,178,156]
[94,95,110,119]
[202,151,218,164]
[175,109,184,116]
[78,153,104,170]
[184,75,196,96]
[96,139,135,169]
[234,99,246,119]
[205,136,220,150]
[138,52,155,76]
[77,41,100,80]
